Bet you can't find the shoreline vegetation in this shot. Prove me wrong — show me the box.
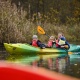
[0,0,80,44]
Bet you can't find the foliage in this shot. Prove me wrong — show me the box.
[0,0,37,43]
[11,0,80,24]
[0,0,80,43]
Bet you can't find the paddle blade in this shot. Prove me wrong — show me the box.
[37,26,45,35]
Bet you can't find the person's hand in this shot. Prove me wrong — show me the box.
[61,45,69,49]
[61,46,64,48]
[42,47,45,49]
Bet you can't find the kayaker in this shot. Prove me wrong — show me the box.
[56,32,70,49]
[46,36,56,48]
[30,35,45,49]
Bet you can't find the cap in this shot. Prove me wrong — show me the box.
[60,37,66,41]
[32,35,38,39]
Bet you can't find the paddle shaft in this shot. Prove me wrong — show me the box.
[45,34,50,38]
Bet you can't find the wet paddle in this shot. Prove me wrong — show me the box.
[37,26,49,37]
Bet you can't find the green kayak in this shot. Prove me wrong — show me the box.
[3,43,80,60]
[4,43,68,55]
[4,43,69,61]
[4,43,80,64]
[4,43,80,55]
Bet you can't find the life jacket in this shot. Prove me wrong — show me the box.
[56,39,66,47]
[56,40,59,47]
[32,40,38,47]
[58,39,65,45]
[47,40,53,47]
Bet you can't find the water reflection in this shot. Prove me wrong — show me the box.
[70,52,80,64]
[31,56,69,73]
[30,53,80,78]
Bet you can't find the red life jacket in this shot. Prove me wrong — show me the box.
[47,40,53,47]
[32,40,38,47]
[56,40,59,47]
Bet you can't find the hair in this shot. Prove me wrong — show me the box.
[49,36,55,40]
[58,32,64,36]
[32,35,38,39]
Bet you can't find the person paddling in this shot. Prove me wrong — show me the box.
[30,35,45,49]
[56,32,70,49]
[47,36,56,48]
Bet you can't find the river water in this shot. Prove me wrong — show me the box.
[0,44,80,79]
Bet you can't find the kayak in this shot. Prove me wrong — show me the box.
[4,43,80,55]
[4,43,68,56]
[68,44,80,52]
[3,43,80,61]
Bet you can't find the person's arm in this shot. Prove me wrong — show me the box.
[37,40,45,48]
[65,41,70,49]
[37,40,41,46]
[60,41,70,50]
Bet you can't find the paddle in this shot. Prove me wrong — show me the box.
[37,26,49,37]
[37,26,70,49]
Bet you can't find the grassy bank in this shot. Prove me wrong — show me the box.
[0,0,80,43]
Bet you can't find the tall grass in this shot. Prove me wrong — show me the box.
[0,0,80,44]
[0,0,37,43]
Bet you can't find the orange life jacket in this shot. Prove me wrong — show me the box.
[32,40,38,47]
